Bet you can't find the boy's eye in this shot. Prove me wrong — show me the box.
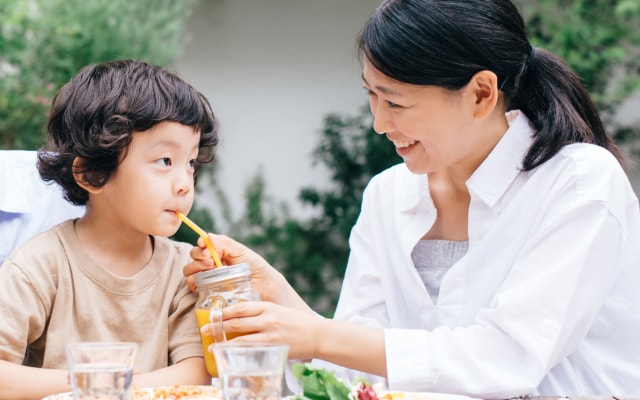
[188,159,196,169]
[156,157,172,166]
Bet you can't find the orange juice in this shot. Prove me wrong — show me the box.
[192,263,257,378]
[196,308,241,377]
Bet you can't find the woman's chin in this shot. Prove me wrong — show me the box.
[402,159,430,175]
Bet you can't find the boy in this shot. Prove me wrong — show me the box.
[0,59,217,399]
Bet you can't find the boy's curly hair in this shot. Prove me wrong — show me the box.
[38,59,218,205]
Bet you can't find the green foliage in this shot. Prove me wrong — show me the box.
[212,107,400,315]
[0,0,198,149]
[520,0,640,142]
[300,109,401,241]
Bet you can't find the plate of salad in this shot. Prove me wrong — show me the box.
[290,363,478,400]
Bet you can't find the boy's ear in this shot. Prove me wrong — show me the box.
[72,157,102,194]
[467,70,500,119]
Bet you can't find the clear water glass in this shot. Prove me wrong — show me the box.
[66,342,138,400]
[213,342,289,400]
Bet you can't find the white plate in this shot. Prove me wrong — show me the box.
[382,392,478,400]
[42,385,221,400]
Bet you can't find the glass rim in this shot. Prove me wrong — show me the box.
[211,342,289,350]
[193,262,251,287]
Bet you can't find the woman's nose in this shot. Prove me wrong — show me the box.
[371,102,393,135]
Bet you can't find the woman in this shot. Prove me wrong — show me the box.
[185,0,640,397]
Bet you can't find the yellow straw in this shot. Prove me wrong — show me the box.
[176,212,223,268]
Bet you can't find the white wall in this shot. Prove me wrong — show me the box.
[175,0,380,219]
[175,0,640,223]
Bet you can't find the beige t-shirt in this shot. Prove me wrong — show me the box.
[0,219,202,372]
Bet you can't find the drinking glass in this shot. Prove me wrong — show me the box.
[212,342,289,400]
[193,262,259,382]
[66,342,138,400]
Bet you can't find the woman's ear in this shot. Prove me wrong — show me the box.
[467,70,500,119]
[72,157,102,194]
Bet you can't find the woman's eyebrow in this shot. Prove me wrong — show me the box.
[361,73,403,97]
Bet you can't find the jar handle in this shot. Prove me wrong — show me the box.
[209,295,227,342]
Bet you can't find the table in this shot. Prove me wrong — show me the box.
[525,397,640,400]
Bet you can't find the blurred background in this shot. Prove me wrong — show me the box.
[1,0,639,315]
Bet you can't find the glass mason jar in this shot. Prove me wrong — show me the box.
[193,262,259,378]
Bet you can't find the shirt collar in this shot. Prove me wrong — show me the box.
[398,110,534,212]
[467,110,534,207]
[398,167,430,213]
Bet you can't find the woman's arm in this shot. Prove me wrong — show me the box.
[201,301,388,378]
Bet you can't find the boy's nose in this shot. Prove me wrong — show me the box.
[174,169,194,195]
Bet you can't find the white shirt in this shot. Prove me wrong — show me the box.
[333,111,640,397]
[0,150,84,264]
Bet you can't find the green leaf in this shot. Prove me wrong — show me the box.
[291,363,352,400]
[0,0,198,150]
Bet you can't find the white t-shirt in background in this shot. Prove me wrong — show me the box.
[0,150,85,265]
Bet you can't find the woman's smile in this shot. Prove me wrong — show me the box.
[390,137,418,157]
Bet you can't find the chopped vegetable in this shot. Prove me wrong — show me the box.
[356,381,379,400]
[291,363,379,400]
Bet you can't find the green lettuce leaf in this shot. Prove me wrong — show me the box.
[291,363,352,400]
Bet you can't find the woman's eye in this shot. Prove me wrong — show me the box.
[363,87,401,108]
[386,100,401,108]
[188,159,196,170]
[156,157,172,167]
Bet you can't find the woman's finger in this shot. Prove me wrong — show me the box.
[222,301,264,319]
[199,302,267,337]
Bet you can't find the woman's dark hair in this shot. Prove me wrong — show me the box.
[357,0,623,170]
[38,59,218,205]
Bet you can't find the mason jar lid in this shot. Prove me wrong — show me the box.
[193,262,251,288]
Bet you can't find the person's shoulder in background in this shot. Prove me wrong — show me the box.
[0,150,85,264]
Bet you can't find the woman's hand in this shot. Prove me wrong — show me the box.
[183,234,312,311]
[200,302,388,377]
[183,234,279,295]
[202,301,321,360]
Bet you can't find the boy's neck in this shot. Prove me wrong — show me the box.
[73,215,154,277]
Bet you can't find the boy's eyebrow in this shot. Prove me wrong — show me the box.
[361,73,403,97]
[151,139,199,153]
[152,139,182,148]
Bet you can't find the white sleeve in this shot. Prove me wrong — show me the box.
[333,179,391,329]
[310,179,391,386]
